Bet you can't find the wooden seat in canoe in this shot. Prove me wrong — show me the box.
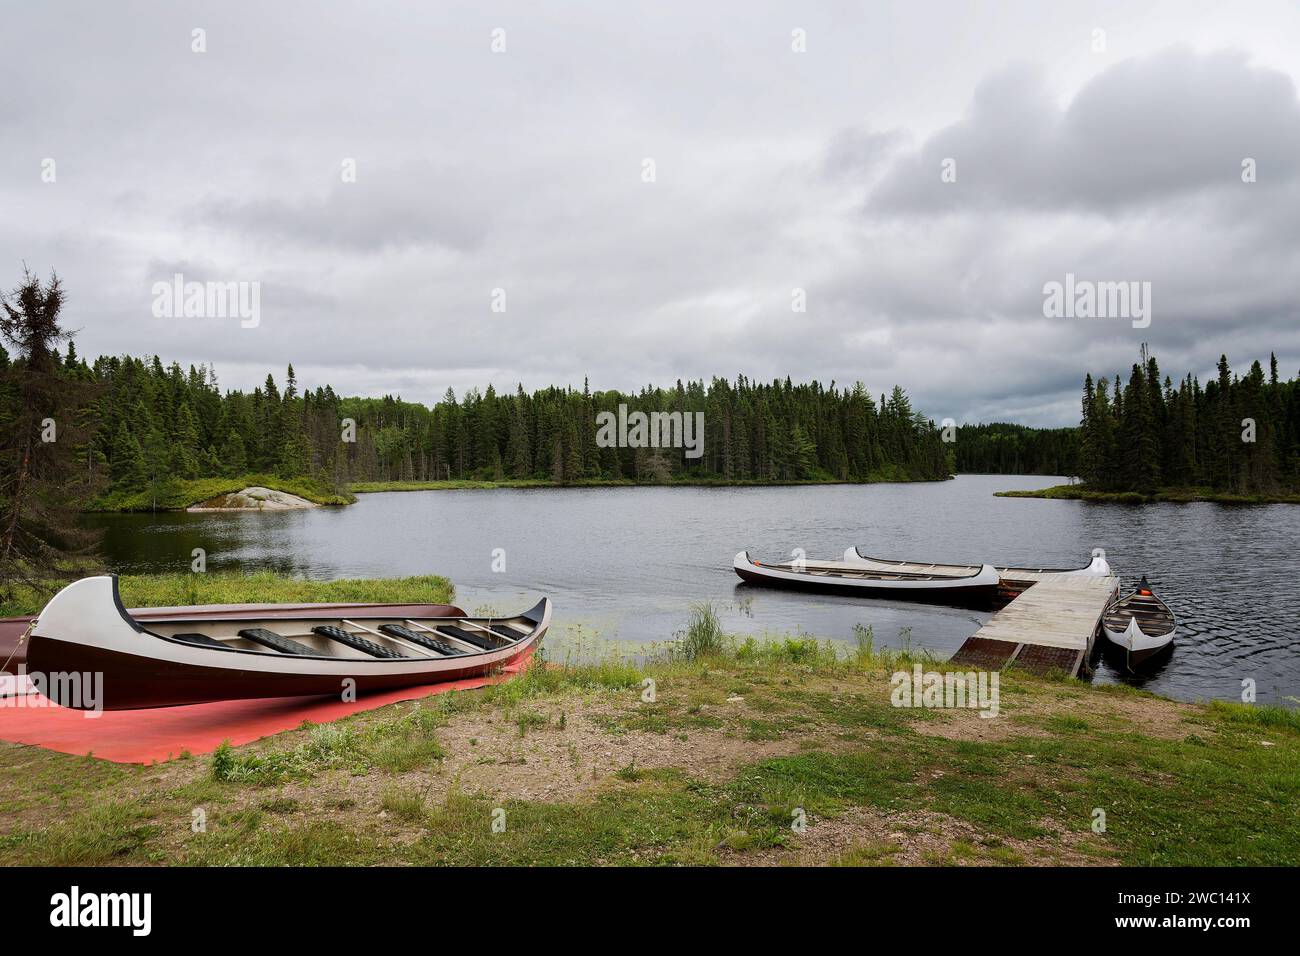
[311,624,408,659]
[430,624,502,651]
[377,623,466,656]
[171,632,231,650]
[237,627,317,656]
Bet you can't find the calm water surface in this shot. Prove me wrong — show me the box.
[85,476,1300,705]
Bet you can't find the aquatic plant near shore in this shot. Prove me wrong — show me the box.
[672,602,726,662]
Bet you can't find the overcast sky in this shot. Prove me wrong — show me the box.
[4,1,1300,426]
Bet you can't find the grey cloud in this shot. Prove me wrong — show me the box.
[822,127,909,180]
[869,48,1300,215]
[188,174,488,253]
[3,3,1300,430]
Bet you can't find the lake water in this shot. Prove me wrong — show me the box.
[85,476,1300,706]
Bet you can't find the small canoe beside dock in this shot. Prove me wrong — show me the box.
[950,573,1120,677]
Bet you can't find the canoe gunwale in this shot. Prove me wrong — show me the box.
[844,546,1110,577]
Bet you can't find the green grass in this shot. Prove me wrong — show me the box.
[478,653,644,706]
[85,473,355,512]
[0,571,453,617]
[6,801,161,865]
[210,705,449,784]
[2,578,1297,867]
[351,473,953,494]
[4,639,1297,866]
[351,478,638,492]
[995,484,1300,505]
[1207,699,1300,732]
[380,786,428,822]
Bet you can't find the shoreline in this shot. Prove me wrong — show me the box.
[3,576,1296,867]
[83,474,957,512]
[995,484,1300,505]
[350,475,956,494]
[83,475,355,514]
[1,612,1295,866]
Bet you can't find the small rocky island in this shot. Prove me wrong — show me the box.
[187,487,320,512]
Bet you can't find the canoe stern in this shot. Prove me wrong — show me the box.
[31,574,143,653]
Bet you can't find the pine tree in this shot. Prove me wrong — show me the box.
[0,269,99,594]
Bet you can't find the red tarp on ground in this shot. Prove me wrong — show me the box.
[0,650,532,765]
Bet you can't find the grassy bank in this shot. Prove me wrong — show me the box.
[995,484,1300,505]
[83,473,954,508]
[85,474,355,513]
[352,473,954,494]
[351,478,636,492]
[0,571,453,618]
[1,604,1295,866]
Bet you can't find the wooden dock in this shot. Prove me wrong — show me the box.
[950,574,1119,677]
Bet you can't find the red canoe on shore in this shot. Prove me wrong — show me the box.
[23,576,551,710]
[2,596,467,670]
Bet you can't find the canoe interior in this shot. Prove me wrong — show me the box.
[143,612,537,661]
[851,551,1094,577]
[1103,595,1176,637]
[763,561,985,582]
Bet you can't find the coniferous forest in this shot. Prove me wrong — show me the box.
[6,273,1299,536]
[954,424,1080,476]
[1076,349,1300,495]
[2,339,956,506]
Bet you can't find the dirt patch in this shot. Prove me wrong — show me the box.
[910,709,1052,742]
[728,806,1115,867]
[1072,692,1199,739]
[292,694,828,820]
[910,681,1197,743]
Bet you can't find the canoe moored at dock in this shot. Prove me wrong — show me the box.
[841,546,1111,583]
[25,575,551,710]
[733,551,1001,608]
[1101,575,1176,670]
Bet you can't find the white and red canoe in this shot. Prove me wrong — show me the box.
[733,551,1000,607]
[1,596,471,670]
[24,575,551,710]
[1101,576,1176,669]
[840,547,1111,583]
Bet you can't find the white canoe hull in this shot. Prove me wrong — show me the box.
[841,547,1112,580]
[734,551,1001,607]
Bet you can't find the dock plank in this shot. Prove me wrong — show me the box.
[951,573,1118,676]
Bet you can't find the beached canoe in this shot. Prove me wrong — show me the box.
[1,597,469,670]
[24,575,550,710]
[1101,576,1176,669]
[733,551,1000,607]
